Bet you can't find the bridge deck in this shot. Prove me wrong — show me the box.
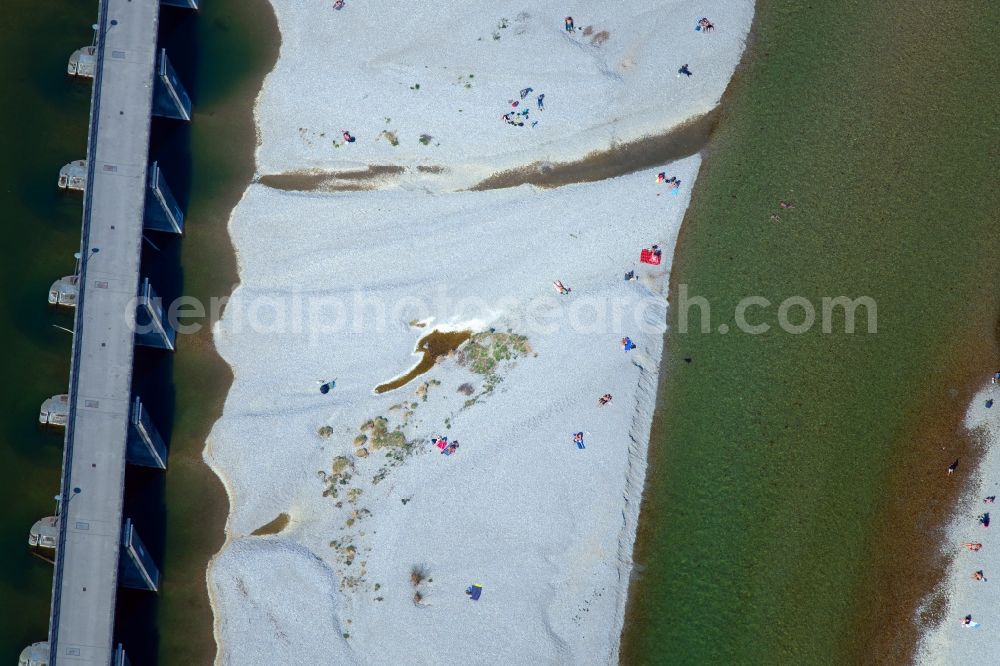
[49,0,160,663]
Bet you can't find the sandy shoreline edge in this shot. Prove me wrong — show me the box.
[916,384,1000,663]
[204,3,754,663]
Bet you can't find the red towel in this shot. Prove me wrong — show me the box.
[640,249,661,265]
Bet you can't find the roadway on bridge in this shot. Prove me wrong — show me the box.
[49,0,159,662]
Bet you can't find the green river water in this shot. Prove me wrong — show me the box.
[622,1,1000,664]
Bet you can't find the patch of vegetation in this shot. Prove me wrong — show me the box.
[410,564,431,605]
[410,564,428,587]
[321,456,353,498]
[380,130,399,146]
[410,83,420,90]
[456,331,531,377]
[318,425,334,438]
[450,331,531,408]
[358,414,416,452]
[419,134,433,145]
[331,456,350,475]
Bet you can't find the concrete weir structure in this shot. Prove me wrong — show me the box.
[37,0,197,663]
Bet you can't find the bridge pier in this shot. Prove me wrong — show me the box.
[135,278,177,351]
[145,161,185,234]
[18,642,49,666]
[48,275,79,307]
[29,515,162,592]
[28,516,59,551]
[127,397,168,469]
[67,46,97,78]
[58,160,87,191]
[39,394,69,427]
[153,49,192,121]
[114,644,131,666]
[119,519,160,592]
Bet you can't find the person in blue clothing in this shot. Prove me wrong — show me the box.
[565,16,575,32]
[678,63,692,77]
[537,93,545,111]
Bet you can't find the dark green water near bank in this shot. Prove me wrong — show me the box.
[0,1,277,663]
[622,1,1000,664]
[0,1,93,657]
